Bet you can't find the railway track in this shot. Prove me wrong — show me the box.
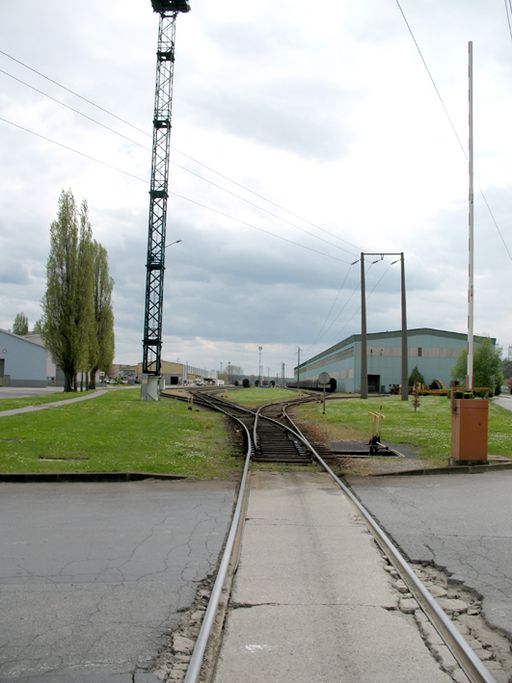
[163,388,319,464]
[161,388,497,683]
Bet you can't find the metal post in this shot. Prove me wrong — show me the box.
[400,252,409,401]
[141,2,189,401]
[297,347,301,387]
[360,253,368,399]
[258,346,262,387]
[466,40,474,390]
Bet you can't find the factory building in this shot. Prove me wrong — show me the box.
[297,328,492,393]
[0,329,50,387]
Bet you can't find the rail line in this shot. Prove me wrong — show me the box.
[162,389,496,683]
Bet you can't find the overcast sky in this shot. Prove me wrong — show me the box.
[1,0,511,377]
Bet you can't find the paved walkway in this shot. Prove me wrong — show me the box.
[493,395,512,412]
[0,389,108,417]
[214,472,452,682]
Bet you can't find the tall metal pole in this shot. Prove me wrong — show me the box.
[141,1,189,401]
[258,346,262,386]
[466,40,474,390]
[400,252,409,401]
[360,253,368,399]
[297,347,301,386]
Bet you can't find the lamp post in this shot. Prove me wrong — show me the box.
[258,346,262,387]
[165,239,182,249]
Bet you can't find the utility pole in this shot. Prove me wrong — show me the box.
[400,252,408,401]
[360,252,408,401]
[141,0,190,401]
[466,40,474,390]
[297,347,301,386]
[360,253,368,399]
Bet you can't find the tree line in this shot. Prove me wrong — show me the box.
[13,190,115,392]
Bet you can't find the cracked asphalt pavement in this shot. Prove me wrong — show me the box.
[347,470,512,636]
[0,479,235,682]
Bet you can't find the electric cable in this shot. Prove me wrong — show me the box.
[394,0,512,263]
[0,114,351,264]
[1,63,355,255]
[0,48,362,256]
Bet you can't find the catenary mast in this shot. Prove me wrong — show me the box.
[141,0,190,400]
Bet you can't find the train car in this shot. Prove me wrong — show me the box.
[286,377,337,393]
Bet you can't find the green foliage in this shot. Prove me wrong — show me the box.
[87,241,115,389]
[451,337,504,395]
[502,358,512,379]
[12,312,29,336]
[41,190,114,392]
[32,319,43,334]
[408,365,425,387]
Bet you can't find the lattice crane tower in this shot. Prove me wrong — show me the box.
[141,0,190,401]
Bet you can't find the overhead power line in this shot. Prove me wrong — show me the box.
[0,114,351,265]
[0,48,148,138]
[394,0,512,263]
[0,48,362,256]
[1,64,356,256]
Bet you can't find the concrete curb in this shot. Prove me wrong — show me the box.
[370,461,512,477]
[0,471,187,483]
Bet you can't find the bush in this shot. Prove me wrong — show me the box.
[408,365,425,387]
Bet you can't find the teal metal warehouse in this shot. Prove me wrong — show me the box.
[296,328,493,393]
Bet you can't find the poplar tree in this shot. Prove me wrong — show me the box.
[12,312,29,336]
[42,190,95,392]
[87,241,115,390]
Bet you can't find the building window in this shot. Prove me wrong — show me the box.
[418,347,423,357]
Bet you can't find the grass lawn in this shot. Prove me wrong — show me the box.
[224,387,306,407]
[0,390,96,412]
[0,389,240,479]
[297,395,512,464]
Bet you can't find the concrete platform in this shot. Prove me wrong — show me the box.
[214,472,451,682]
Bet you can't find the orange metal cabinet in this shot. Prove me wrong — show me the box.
[451,399,488,464]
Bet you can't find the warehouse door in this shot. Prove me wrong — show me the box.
[367,374,380,393]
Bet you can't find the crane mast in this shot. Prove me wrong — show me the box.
[141,0,190,400]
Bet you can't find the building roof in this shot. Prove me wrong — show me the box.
[301,327,496,368]
[0,328,47,350]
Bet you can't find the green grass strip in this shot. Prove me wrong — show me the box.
[298,395,512,464]
[0,389,239,479]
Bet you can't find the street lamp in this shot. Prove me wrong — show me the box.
[165,239,182,248]
[258,346,262,387]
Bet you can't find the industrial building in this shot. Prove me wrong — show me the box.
[0,329,51,387]
[131,360,218,386]
[296,328,491,393]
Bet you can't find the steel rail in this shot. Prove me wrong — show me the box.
[183,406,253,683]
[252,399,316,454]
[281,404,497,683]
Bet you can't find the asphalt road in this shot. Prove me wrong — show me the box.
[348,470,512,636]
[0,480,235,682]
